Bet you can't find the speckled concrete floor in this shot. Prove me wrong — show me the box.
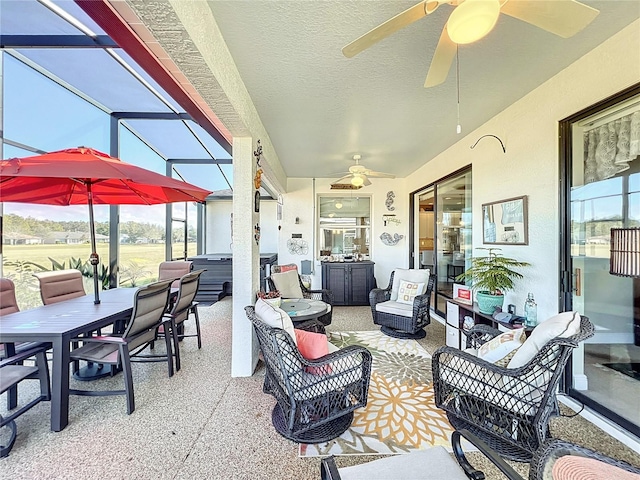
[1,298,639,479]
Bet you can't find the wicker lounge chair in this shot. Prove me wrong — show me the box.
[245,305,371,443]
[433,315,594,462]
[267,264,334,326]
[369,269,436,339]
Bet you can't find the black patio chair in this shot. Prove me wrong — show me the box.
[433,315,594,462]
[0,344,51,457]
[245,305,371,443]
[68,280,173,414]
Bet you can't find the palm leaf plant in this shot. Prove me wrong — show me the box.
[457,247,530,313]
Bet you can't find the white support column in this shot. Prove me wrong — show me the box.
[231,137,260,377]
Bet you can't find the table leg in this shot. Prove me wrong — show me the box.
[51,336,70,432]
[4,343,17,410]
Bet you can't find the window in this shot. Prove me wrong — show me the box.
[318,196,370,258]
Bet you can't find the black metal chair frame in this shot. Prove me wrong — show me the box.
[369,271,436,339]
[1,345,51,457]
[433,316,595,462]
[161,269,204,372]
[266,274,334,326]
[68,280,173,415]
[245,305,371,444]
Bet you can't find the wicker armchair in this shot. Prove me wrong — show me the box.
[267,265,334,326]
[433,316,594,462]
[529,438,640,479]
[369,270,436,339]
[245,305,371,443]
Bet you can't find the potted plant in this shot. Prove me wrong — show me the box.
[257,289,282,307]
[456,247,530,314]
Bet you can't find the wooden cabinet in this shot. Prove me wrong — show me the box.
[445,299,531,349]
[321,261,376,306]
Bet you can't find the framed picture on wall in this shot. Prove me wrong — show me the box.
[482,195,528,245]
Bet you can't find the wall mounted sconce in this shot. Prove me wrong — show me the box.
[295,217,300,224]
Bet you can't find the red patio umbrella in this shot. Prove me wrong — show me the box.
[0,147,212,304]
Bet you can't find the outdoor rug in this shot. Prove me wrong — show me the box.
[299,330,455,457]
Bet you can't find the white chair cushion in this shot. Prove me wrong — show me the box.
[375,300,413,317]
[396,280,425,305]
[270,270,304,299]
[390,269,429,301]
[337,446,468,480]
[255,297,297,345]
[508,311,580,369]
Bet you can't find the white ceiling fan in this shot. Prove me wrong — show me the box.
[342,0,599,88]
[333,155,396,187]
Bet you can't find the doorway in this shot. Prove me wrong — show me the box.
[560,84,640,437]
[411,168,472,316]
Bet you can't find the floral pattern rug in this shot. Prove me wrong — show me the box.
[299,331,455,457]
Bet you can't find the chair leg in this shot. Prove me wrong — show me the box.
[192,305,202,349]
[162,320,175,377]
[119,345,135,415]
[171,319,181,372]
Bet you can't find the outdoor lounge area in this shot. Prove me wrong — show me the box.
[1,0,640,478]
[2,301,640,479]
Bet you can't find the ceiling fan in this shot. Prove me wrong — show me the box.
[333,155,396,187]
[342,0,599,88]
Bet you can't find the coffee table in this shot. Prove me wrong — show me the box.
[280,298,329,324]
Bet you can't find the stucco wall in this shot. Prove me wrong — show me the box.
[281,20,640,320]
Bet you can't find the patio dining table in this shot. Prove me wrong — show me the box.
[0,287,138,432]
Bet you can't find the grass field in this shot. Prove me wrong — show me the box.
[2,242,195,310]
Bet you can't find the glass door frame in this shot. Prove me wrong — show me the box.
[409,165,472,317]
[559,82,640,438]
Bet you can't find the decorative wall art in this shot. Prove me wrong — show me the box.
[482,195,528,245]
[385,191,395,211]
[253,139,263,189]
[380,232,403,246]
[382,214,400,226]
[254,223,261,245]
[287,238,309,255]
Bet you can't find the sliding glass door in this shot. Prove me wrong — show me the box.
[561,85,640,437]
[412,168,472,316]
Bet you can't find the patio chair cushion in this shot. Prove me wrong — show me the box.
[333,445,468,480]
[390,269,430,301]
[508,311,580,369]
[255,297,297,345]
[396,280,425,305]
[294,329,329,360]
[552,454,640,480]
[375,300,413,317]
[477,328,525,364]
[270,270,304,299]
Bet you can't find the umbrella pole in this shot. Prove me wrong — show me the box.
[87,183,101,304]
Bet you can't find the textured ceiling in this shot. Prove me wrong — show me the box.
[205,0,639,180]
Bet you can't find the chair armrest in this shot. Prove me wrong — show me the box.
[369,287,391,306]
[0,345,49,368]
[304,287,334,306]
[320,456,341,480]
[463,324,502,348]
[70,335,127,345]
[453,429,525,480]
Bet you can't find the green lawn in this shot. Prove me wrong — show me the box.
[2,242,194,310]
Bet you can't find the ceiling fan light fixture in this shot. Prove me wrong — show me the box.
[447,0,500,45]
[351,174,365,187]
[335,201,343,209]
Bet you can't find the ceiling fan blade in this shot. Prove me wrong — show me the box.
[424,23,456,88]
[362,176,372,186]
[366,171,396,179]
[333,175,352,184]
[342,1,431,58]
[500,0,599,38]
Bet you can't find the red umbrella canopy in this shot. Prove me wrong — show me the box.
[0,147,212,205]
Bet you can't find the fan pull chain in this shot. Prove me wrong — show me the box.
[456,45,461,134]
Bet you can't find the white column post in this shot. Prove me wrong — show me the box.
[231,137,260,377]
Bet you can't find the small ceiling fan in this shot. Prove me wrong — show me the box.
[342,0,599,88]
[333,155,396,187]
